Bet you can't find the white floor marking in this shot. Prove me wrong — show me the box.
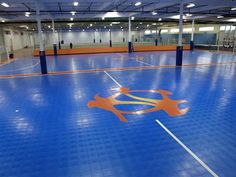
[135,59,154,66]
[155,119,218,177]
[0,60,40,73]
[104,71,122,88]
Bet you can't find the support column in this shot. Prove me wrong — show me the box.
[155,25,158,46]
[52,19,57,56]
[9,29,14,58]
[36,4,47,74]
[190,19,195,51]
[128,16,132,53]
[109,29,112,47]
[58,29,61,49]
[176,0,183,66]
[99,29,102,43]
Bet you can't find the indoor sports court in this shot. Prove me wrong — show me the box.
[0,0,236,177]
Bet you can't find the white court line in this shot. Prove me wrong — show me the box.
[0,60,40,73]
[156,120,218,177]
[104,71,122,88]
[135,59,154,66]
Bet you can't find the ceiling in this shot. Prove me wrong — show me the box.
[0,0,236,31]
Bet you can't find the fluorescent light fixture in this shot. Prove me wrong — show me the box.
[158,18,162,21]
[131,16,135,20]
[170,28,179,33]
[111,22,120,24]
[25,12,30,17]
[144,30,151,34]
[186,13,192,17]
[231,7,236,11]
[186,3,195,8]
[228,18,236,22]
[217,15,224,19]
[161,29,168,33]
[71,11,76,15]
[1,2,9,7]
[169,15,186,19]
[183,28,192,32]
[103,12,120,18]
[70,17,74,21]
[199,27,214,32]
[73,2,79,6]
[152,11,157,15]
[135,2,142,6]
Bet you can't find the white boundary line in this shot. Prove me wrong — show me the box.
[156,119,218,177]
[0,60,40,73]
[104,71,122,88]
[135,59,154,66]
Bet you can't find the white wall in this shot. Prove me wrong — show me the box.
[3,28,33,52]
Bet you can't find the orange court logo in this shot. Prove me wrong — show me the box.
[87,87,189,122]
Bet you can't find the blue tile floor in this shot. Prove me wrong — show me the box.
[0,50,236,177]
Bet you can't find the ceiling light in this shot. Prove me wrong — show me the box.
[48,25,51,28]
[139,22,143,24]
[131,16,135,20]
[152,11,157,15]
[102,16,105,20]
[158,18,162,21]
[186,3,195,8]
[217,15,224,19]
[90,24,93,26]
[186,13,192,17]
[71,11,76,15]
[135,2,142,6]
[169,15,186,20]
[231,7,236,11]
[1,20,5,23]
[104,12,120,18]
[73,2,79,6]
[25,12,30,17]
[1,2,9,7]
[111,22,120,24]
[228,18,236,22]
[70,17,74,21]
